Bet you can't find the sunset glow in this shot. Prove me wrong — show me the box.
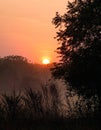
[42,59,50,65]
[0,0,67,63]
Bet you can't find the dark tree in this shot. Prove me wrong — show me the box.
[52,0,101,113]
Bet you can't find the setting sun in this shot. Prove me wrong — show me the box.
[42,59,50,65]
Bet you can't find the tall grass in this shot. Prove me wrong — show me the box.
[23,88,43,119]
[1,91,21,122]
[0,82,100,130]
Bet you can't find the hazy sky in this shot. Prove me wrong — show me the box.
[0,0,68,63]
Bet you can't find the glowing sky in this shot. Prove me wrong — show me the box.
[0,0,68,63]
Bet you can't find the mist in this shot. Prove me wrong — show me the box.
[0,55,52,93]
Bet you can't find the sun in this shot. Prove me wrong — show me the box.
[42,58,50,65]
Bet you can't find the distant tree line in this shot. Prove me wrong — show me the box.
[0,55,51,92]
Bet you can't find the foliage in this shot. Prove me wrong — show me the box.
[0,55,51,92]
[51,0,101,98]
[0,90,100,130]
[1,91,21,121]
[49,82,60,116]
[0,84,100,129]
[23,88,43,119]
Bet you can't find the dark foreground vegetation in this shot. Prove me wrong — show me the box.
[0,0,101,129]
[0,55,100,129]
[0,85,100,130]
[0,118,100,130]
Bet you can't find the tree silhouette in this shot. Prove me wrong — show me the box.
[0,55,41,91]
[52,0,101,114]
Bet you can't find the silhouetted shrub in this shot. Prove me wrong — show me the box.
[1,90,22,122]
[23,88,43,119]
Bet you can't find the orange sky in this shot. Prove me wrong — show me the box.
[0,0,68,63]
